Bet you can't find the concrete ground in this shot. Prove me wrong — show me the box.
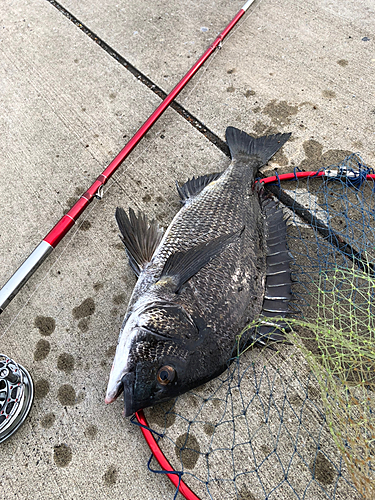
[1,0,374,499]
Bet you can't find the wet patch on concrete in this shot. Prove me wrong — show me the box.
[288,394,303,406]
[72,297,95,319]
[227,86,235,93]
[78,319,89,332]
[337,59,348,67]
[175,432,200,469]
[112,293,126,305]
[308,386,320,399]
[35,379,50,399]
[79,220,91,231]
[53,443,72,467]
[212,398,221,408]
[245,89,256,98]
[147,400,176,429]
[93,281,103,292]
[34,316,56,336]
[272,149,289,167]
[84,424,98,439]
[311,451,335,485]
[41,412,55,429]
[114,242,125,251]
[238,484,257,500]
[352,140,363,150]
[57,353,75,374]
[103,465,118,485]
[299,140,352,171]
[263,99,299,126]
[58,384,76,406]
[203,423,215,436]
[322,89,336,99]
[261,444,272,456]
[34,339,51,361]
[106,345,117,358]
[252,121,279,137]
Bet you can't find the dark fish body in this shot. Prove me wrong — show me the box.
[105,127,292,416]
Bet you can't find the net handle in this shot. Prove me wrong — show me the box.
[135,410,201,500]
[259,171,375,185]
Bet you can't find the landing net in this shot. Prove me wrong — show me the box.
[134,154,375,500]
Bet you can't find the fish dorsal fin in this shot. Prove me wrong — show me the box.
[252,196,293,345]
[115,207,164,277]
[176,172,222,203]
[159,230,241,293]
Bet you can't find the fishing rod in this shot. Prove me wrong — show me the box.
[0,0,256,315]
[0,0,256,444]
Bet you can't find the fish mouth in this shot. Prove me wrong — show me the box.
[122,372,136,417]
[105,382,123,405]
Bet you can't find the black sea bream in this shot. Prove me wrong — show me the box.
[105,127,293,416]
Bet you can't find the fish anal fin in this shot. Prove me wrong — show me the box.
[115,207,164,277]
[176,172,222,203]
[256,196,293,343]
[160,230,241,293]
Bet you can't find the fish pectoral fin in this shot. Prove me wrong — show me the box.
[176,172,223,203]
[115,207,164,277]
[160,230,241,293]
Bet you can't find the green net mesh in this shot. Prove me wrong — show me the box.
[134,154,375,500]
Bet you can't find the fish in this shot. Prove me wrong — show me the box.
[105,127,293,416]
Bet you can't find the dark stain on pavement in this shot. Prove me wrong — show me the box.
[72,298,95,319]
[34,316,56,336]
[106,345,117,358]
[299,140,352,171]
[84,424,98,439]
[147,400,176,429]
[93,281,103,292]
[103,465,118,485]
[58,384,76,406]
[57,353,75,373]
[79,220,91,231]
[322,89,336,99]
[238,484,257,500]
[54,443,72,467]
[113,293,126,305]
[78,319,89,332]
[41,413,55,429]
[311,451,335,485]
[263,99,299,125]
[175,432,200,469]
[35,379,50,399]
[34,339,51,361]
[337,59,348,67]
[244,89,255,98]
[203,423,215,436]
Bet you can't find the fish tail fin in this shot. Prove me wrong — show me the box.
[225,127,291,166]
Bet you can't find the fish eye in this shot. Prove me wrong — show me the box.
[157,365,175,385]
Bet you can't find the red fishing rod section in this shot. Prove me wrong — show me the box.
[0,0,256,313]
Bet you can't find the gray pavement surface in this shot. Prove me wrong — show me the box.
[1,0,374,499]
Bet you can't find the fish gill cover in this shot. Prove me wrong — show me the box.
[134,154,375,500]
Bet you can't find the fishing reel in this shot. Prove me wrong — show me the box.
[0,354,34,444]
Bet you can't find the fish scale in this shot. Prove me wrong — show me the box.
[105,127,292,416]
